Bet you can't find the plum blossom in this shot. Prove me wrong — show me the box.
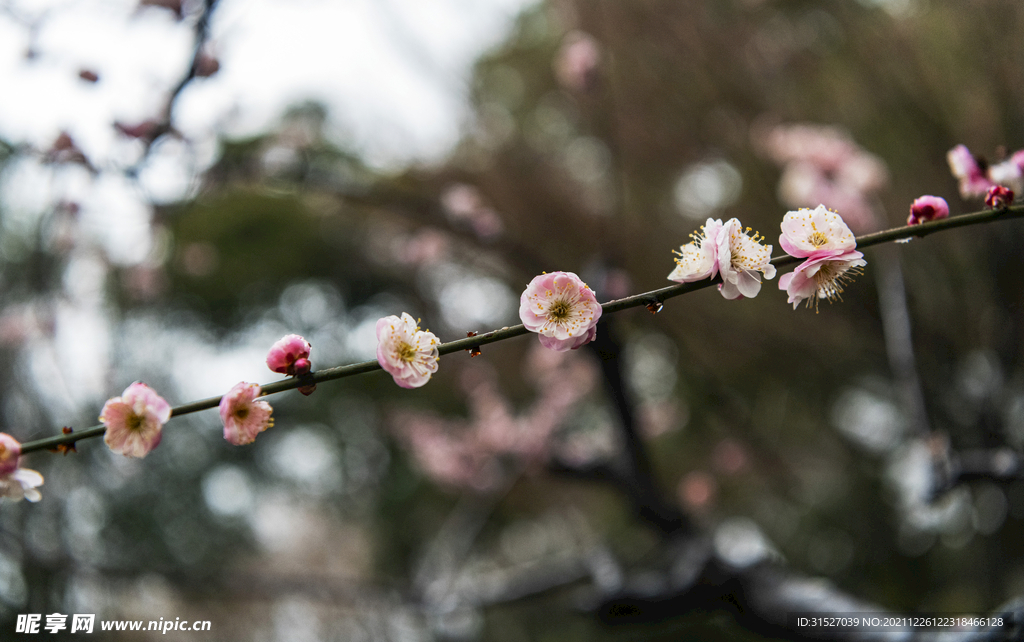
[716,219,776,299]
[779,254,867,311]
[988,150,1024,194]
[376,313,440,388]
[0,434,41,502]
[0,467,43,502]
[668,218,724,284]
[267,334,312,375]
[947,145,995,198]
[100,382,171,458]
[220,382,274,445]
[390,347,600,492]
[554,31,601,92]
[777,206,867,311]
[985,185,1014,209]
[266,334,315,395]
[778,204,857,258]
[947,145,1024,199]
[519,272,602,351]
[0,433,21,476]
[668,218,774,299]
[907,196,949,226]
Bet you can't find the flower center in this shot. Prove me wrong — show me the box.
[126,413,144,432]
[234,406,249,420]
[808,261,863,312]
[731,247,744,267]
[548,299,571,320]
[397,342,418,362]
[808,231,829,247]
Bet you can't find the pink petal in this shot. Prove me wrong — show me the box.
[0,434,22,476]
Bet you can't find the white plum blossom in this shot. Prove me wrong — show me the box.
[668,218,724,284]
[668,217,774,299]
[376,313,440,388]
[0,468,43,502]
[716,218,776,300]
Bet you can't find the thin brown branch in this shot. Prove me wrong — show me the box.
[19,204,1024,455]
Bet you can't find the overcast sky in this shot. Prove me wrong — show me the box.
[0,0,531,170]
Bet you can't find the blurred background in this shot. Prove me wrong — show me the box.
[1,0,1024,640]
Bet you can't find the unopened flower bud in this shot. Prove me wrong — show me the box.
[907,195,949,225]
[984,185,1014,209]
[292,357,311,376]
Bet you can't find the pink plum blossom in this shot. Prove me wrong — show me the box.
[266,334,312,375]
[99,382,171,458]
[376,313,440,388]
[441,184,505,240]
[266,334,316,395]
[0,433,21,476]
[907,196,949,226]
[988,150,1024,194]
[519,271,603,351]
[947,145,995,199]
[778,206,867,311]
[985,185,1014,209]
[778,205,857,258]
[716,218,776,299]
[554,31,601,92]
[779,254,867,311]
[0,467,43,502]
[220,382,274,445]
[668,218,724,284]
[389,345,600,492]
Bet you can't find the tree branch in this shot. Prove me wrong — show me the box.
[19,204,1024,455]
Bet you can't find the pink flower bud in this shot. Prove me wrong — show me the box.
[292,357,311,376]
[907,195,949,226]
[0,434,22,476]
[266,334,312,376]
[984,185,1014,209]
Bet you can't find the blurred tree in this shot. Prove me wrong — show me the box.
[2,0,1024,641]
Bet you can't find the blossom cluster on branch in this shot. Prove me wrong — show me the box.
[0,141,1020,504]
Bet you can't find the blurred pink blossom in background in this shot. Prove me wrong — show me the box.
[755,123,889,233]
